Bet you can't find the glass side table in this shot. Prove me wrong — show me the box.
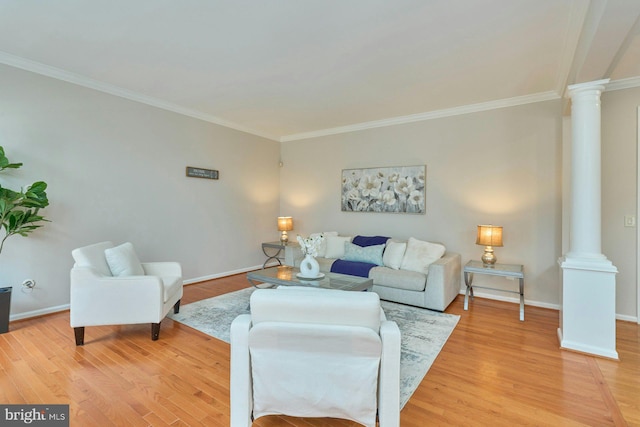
[463,260,525,321]
[261,241,286,268]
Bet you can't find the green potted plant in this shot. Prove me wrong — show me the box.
[0,146,49,333]
[0,146,49,253]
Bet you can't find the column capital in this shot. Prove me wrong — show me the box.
[567,78,610,97]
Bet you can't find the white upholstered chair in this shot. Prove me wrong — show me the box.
[230,287,401,427]
[70,241,183,345]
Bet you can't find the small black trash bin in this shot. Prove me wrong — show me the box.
[0,286,11,334]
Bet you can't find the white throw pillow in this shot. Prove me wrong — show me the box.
[324,235,352,259]
[400,237,446,274]
[383,240,407,270]
[104,242,145,277]
[310,231,338,257]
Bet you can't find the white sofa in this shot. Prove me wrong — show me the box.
[285,234,461,311]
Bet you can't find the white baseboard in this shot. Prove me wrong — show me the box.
[10,304,70,322]
[183,264,266,285]
[458,288,560,310]
[615,313,638,323]
[9,265,267,322]
[458,289,639,323]
[9,272,637,323]
[184,263,282,285]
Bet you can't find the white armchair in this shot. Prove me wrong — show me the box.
[230,287,401,427]
[70,241,183,345]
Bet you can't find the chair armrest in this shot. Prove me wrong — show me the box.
[230,314,253,427]
[141,262,182,277]
[70,267,166,326]
[379,320,401,427]
[71,267,165,295]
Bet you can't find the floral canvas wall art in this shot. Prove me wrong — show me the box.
[341,165,426,214]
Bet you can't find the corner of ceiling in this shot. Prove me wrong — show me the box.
[554,0,596,99]
[0,50,282,143]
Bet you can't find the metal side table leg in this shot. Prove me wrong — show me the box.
[464,272,474,310]
[519,277,525,321]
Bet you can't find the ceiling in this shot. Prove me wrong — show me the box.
[1,0,639,142]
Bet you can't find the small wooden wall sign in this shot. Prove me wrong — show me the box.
[186,166,219,180]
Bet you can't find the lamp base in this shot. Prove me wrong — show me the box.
[280,231,289,244]
[481,246,497,266]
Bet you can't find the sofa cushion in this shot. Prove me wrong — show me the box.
[400,237,445,274]
[316,257,337,273]
[369,266,427,292]
[325,235,352,258]
[104,242,145,277]
[331,259,377,278]
[310,231,338,257]
[352,235,389,247]
[383,240,407,270]
[343,242,385,265]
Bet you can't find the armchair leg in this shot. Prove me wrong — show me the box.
[151,322,161,341]
[74,327,85,346]
[173,299,181,314]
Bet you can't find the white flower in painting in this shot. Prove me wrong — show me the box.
[416,170,425,186]
[342,175,354,189]
[388,172,400,183]
[381,190,397,206]
[357,199,370,211]
[394,176,415,196]
[358,174,382,197]
[375,171,386,180]
[345,188,361,202]
[408,190,423,205]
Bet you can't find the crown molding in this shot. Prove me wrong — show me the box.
[605,76,640,92]
[0,51,280,142]
[8,49,623,144]
[281,91,561,142]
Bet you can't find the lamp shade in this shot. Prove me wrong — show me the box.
[277,216,293,231]
[476,225,503,247]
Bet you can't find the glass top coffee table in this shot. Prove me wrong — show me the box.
[247,266,373,291]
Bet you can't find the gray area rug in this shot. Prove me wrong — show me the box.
[168,287,459,408]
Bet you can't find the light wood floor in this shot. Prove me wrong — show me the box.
[1,273,638,426]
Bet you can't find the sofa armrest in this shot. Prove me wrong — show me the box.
[424,252,462,311]
[284,243,304,267]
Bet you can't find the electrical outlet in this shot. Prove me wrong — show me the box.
[624,215,636,227]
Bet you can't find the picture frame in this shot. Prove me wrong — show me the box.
[186,166,219,180]
[341,165,426,214]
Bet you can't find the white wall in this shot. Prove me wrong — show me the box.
[602,86,640,320]
[0,64,280,318]
[281,100,563,307]
[4,60,636,321]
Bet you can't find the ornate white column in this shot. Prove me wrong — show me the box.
[558,79,618,359]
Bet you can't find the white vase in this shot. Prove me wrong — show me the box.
[300,254,320,278]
